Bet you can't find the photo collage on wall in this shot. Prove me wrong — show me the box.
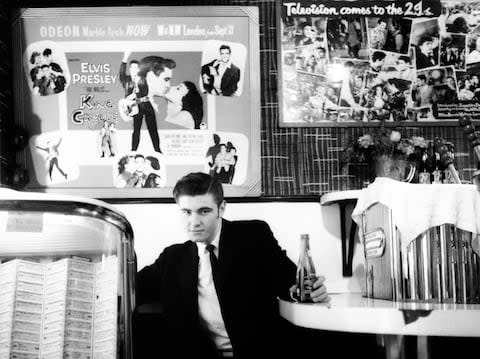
[279,0,480,126]
[13,7,261,197]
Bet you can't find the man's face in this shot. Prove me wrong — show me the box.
[43,55,51,65]
[146,68,172,96]
[373,58,385,69]
[220,49,231,63]
[378,21,387,31]
[178,194,225,244]
[126,157,135,173]
[431,70,442,81]
[129,63,139,77]
[420,41,433,55]
[447,77,455,88]
[473,75,479,85]
[135,157,145,173]
[397,59,408,71]
[303,25,312,37]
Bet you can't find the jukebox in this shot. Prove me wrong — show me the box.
[0,188,136,359]
[353,178,480,304]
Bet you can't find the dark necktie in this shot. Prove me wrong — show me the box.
[206,244,219,291]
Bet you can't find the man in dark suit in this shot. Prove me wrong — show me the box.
[201,45,241,96]
[119,51,140,97]
[415,35,438,70]
[136,172,329,358]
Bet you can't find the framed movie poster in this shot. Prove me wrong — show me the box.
[277,0,480,127]
[11,6,261,198]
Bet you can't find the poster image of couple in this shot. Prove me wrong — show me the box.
[117,51,205,155]
[24,41,69,96]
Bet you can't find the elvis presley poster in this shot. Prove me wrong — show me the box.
[12,7,261,198]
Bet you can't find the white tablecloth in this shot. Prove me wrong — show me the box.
[351,178,480,251]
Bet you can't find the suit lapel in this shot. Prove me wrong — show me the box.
[217,219,235,297]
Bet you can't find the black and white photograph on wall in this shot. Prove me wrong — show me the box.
[440,33,467,70]
[411,18,440,70]
[367,18,412,54]
[412,66,457,118]
[368,49,417,83]
[407,105,435,121]
[296,73,343,123]
[329,59,370,108]
[326,18,368,60]
[362,71,411,122]
[444,1,480,33]
[278,0,480,126]
[466,25,480,64]
[295,43,329,75]
[456,62,480,102]
[293,17,328,48]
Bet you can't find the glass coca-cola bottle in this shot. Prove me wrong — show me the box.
[296,234,316,302]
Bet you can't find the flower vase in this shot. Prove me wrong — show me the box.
[375,155,415,182]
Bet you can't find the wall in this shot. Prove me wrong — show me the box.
[115,201,365,294]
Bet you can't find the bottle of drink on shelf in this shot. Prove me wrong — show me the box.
[296,234,316,302]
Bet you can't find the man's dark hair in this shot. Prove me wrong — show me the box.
[418,35,433,47]
[173,172,224,206]
[398,55,411,64]
[43,48,52,57]
[418,74,427,82]
[138,56,176,78]
[135,154,145,160]
[30,51,40,65]
[372,51,386,62]
[136,56,176,96]
[129,60,139,66]
[219,44,231,54]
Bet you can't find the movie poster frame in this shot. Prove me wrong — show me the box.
[277,0,480,127]
[11,6,261,199]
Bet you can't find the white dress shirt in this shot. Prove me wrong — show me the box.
[197,226,232,351]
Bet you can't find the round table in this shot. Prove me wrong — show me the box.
[279,293,480,358]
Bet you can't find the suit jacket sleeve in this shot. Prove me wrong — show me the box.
[255,221,297,300]
[136,250,166,306]
[221,65,240,96]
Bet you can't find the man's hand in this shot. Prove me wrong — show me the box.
[123,51,132,63]
[289,275,330,303]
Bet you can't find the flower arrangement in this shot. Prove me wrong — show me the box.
[342,127,429,181]
[342,126,435,182]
